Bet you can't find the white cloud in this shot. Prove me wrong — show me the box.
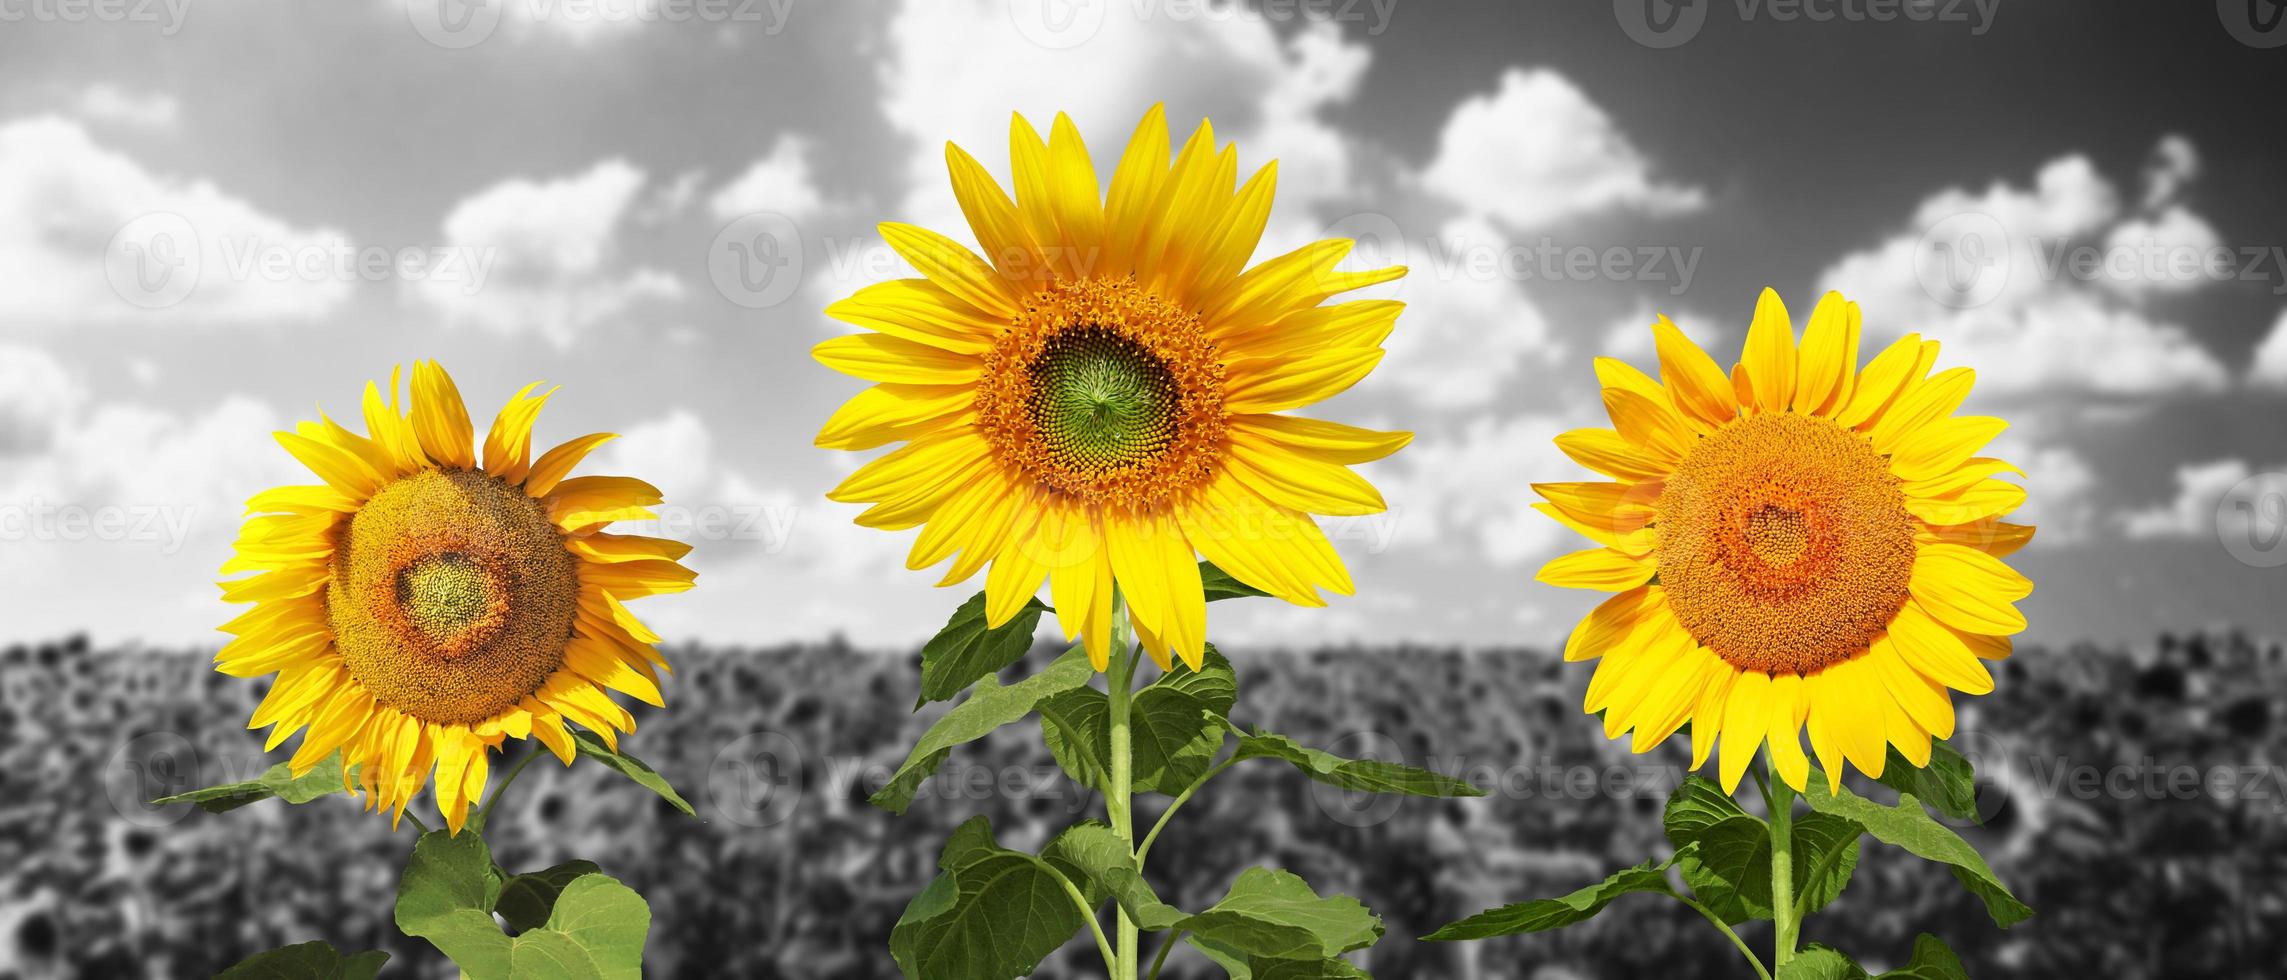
[2141,133,2198,211]
[596,409,715,503]
[409,159,682,345]
[2248,307,2287,389]
[1417,68,1705,232]
[2119,458,2265,539]
[2100,204,2223,298]
[0,392,303,643]
[1988,434,2097,547]
[0,116,352,325]
[0,345,85,455]
[1817,140,2229,397]
[72,85,180,131]
[878,0,1374,243]
[708,133,828,222]
[1373,411,1584,568]
[1363,216,1555,410]
[589,410,955,648]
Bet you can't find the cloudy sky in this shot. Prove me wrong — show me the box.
[4,0,2285,654]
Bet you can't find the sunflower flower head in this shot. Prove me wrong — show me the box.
[217,361,694,833]
[815,106,1410,672]
[1535,289,2033,794]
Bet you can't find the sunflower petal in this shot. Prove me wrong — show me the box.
[1738,287,1797,413]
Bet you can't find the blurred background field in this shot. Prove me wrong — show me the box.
[4,632,2282,979]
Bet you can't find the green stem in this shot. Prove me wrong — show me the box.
[476,745,542,827]
[1134,759,1234,873]
[1793,823,1853,924]
[1043,858,1118,973]
[1106,587,1140,980]
[1145,929,1185,980]
[401,811,430,834]
[1665,886,1773,980]
[1761,756,1799,969]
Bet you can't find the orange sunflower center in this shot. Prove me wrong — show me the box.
[326,469,579,725]
[1654,412,1917,676]
[976,277,1226,508]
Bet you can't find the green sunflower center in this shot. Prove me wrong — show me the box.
[397,553,495,640]
[1026,326,1181,475]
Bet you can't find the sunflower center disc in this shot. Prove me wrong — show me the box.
[397,553,500,644]
[976,277,1228,508]
[328,469,579,725]
[1028,326,1180,474]
[1654,413,1917,676]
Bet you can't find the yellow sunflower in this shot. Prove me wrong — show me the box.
[814,106,1407,671]
[1535,289,2033,794]
[216,362,693,833]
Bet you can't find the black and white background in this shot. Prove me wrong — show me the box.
[3,1,2287,977]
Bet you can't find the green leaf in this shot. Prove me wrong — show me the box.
[503,874,651,979]
[1178,867,1382,961]
[1044,822,1184,930]
[1802,775,2032,927]
[873,645,1098,814]
[888,816,1087,980]
[1422,848,1685,941]
[1043,645,1239,795]
[916,592,1051,708]
[1662,776,1859,923]
[496,860,604,933]
[394,829,513,977]
[215,940,388,980]
[1201,560,1274,601]
[1778,934,1968,980]
[1232,728,1482,799]
[393,829,650,979]
[1878,933,1971,980]
[570,730,695,817]
[1188,936,1374,980]
[1875,741,1979,822]
[1779,945,1868,980]
[152,752,354,814]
